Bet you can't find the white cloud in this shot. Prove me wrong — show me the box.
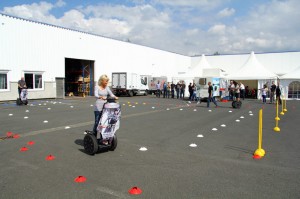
[153,0,228,10]
[1,0,300,55]
[218,8,235,17]
[208,24,226,34]
[55,0,66,8]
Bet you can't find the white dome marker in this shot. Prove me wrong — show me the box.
[249,113,254,116]
[249,111,252,113]
[132,106,135,108]
[166,108,170,110]
[25,110,29,112]
[229,110,232,113]
[221,124,226,127]
[65,126,70,129]
[236,119,240,122]
[24,116,28,119]
[9,113,13,116]
[43,120,48,123]
[197,134,204,138]
[152,107,155,109]
[70,106,74,108]
[47,108,51,110]
[180,109,183,111]
[139,147,147,151]
[193,109,197,111]
[90,104,93,107]
[189,143,197,147]
[208,110,212,112]
[59,102,62,104]
[212,128,218,131]
[240,116,245,119]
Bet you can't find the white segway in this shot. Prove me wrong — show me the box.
[83,98,121,155]
[16,89,28,105]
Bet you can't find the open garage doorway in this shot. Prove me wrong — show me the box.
[65,58,94,97]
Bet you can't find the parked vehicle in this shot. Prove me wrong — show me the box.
[112,72,149,97]
[147,76,168,95]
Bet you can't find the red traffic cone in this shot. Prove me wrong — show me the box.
[27,141,35,145]
[6,132,13,137]
[46,155,55,161]
[20,147,28,152]
[13,134,20,139]
[128,187,142,195]
[253,154,262,159]
[74,176,86,183]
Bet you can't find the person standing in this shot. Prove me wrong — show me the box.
[270,81,276,104]
[18,77,27,97]
[171,82,175,98]
[181,81,186,100]
[207,82,218,108]
[240,82,245,100]
[163,82,167,98]
[188,83,192,100]
[167,82,171,98]
[229,80,235,100]
[93,75,118,135]
[276,82,282,105]
[235,83,241,102]
[176,82,181,99]
[156,81,161,98]
[260,84,268,104]
[191,83,197,101]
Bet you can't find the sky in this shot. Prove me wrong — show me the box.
[1,0,300,56]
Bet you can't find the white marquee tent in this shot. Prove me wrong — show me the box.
[226,52,278,99]
[226,51,278,80]
[280,66,300,79]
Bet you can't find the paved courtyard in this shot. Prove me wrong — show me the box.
[0,96,299,198]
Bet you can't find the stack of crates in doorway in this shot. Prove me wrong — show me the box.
[78,77,90,97]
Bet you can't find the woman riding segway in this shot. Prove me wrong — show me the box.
[83,74,119,155]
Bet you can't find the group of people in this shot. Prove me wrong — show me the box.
[228,80,282,105]
[259,81,282,104]
[155,81,189,100]
[154,80,219,108]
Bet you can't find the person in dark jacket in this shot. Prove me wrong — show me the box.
[276,82,282,105]
[207,82,218,108]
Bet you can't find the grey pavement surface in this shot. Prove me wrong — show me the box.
[0,96,300,199]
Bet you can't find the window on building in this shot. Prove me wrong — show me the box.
[288,81,300,99]
[0,73,8,90]
[24,73,43,89]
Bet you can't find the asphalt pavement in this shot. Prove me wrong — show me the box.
[0,96,299,199]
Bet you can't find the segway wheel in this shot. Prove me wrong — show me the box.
[236,101,242,109]
[109,135,118,151]
[16,98,21,105]
[232,101,236,108]
[83,134,98,155]
[24,100,28,105]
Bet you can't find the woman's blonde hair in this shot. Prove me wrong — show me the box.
[98,74,109,86]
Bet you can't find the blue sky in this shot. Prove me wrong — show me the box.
[1,0,299,55]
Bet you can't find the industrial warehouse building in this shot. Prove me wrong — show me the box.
[0,13,299,101]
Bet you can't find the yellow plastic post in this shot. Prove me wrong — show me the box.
[280,99,285,115]
[275,100,280,121]
[283,97,287,112]
[254,109,265,157]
